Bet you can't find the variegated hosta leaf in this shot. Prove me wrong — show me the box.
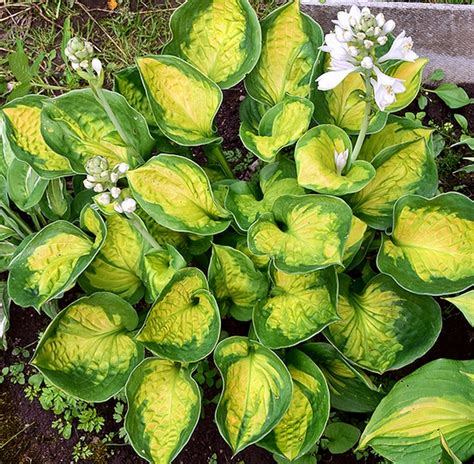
[32,292,144,402]
[128,155,231,236]
[39,178,71,221]
[136,268,220,362]
[444,291,474,327]
[295,124,375,195]
[1,95,72,178]
[164,0,261,89]
[225,159,304,231]
[254,264,339,348]
[377,193,474,295]
[0,281,10,350]
[137,55,222,146]
[8,208,106,310]
[325,274,441,374]
[301,342,384,413]
[235,235,270,270]
[248,194,352,273]
[41,89,154,173]
[214,336,292,454]
[125,358,201,464]
[341,216,368,269]
[208,244,268,321]
[440,432,463,464]
[240,96,314,162]
[358,358,474,464]
[141,245,187,303]
[245,0,323,106]
[7,158,48,211]
[348,125,438,230]
[311,62,388,134]
[114,66,155,126]
[79,213,147,304]
[386,58,429,112]
[258,349,330,461]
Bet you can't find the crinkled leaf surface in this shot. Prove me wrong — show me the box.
[164,0,261,89]
[125,358,201,464]
[358,359,474,464]
[128,154,231,236]
[32,292,143,401]
[248,194,352,273]
[214,336,292,454]
[258,349,330,461]
[341,216,369,269]
[325,274,442,374]
[377,193,474,295]
[253,264,339,348]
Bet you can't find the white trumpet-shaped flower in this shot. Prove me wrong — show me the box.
[379,31,418,63]
[334,149,350,175]
[121,198,137,214]
[371,67,406,111]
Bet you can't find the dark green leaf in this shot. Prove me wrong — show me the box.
[428,69,445,81]
[8,42,32,83]
[453,114,468,131]
[324,422,361,454]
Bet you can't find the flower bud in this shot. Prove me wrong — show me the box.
[86,156,109,176]
[97,193,111,206]
[376,13,385,27]
[114,203,124,214]
[361,56,374,69]
[121,198,137,214]
[93,183,105,193]
[83,179,95,190]
[110,172,119,183]
[364,40,374,49]
[384,20,396,33]
[110,187,121,199]
[91,58,102,76]
[116,163,129,174]
[349,46,359,57]
[377,36,388,45]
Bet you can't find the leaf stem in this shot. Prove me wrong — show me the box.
[126,212,163,250]
[204,142,235,179]
[1,207,33,236]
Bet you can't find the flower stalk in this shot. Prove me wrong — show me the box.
[204,143,235,179]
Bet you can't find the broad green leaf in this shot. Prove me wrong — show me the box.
[444,291,474,327]
[301,343,384,413]
[39,178,71,221]
[341,216,368,269]
[214,336,292,454]
[32,292,143,402]
[431,83,472,109]
[311,63,388,134]
[141,245,187,302]
[0,241,17,272]
[323,422,361,454]
[79,213,146,304]
[208,244,268,321]
[245,0,323,106]
[164,0,261,89]
[128,154,231,236]
[125,359,200,464]
[358,359,474,464]
[295,124,375,195]
[325,274,441,374]
[348,128,438,230]
[386,58,429,112]
[7,158,48,211]
[41,89,154,173]
[248,194,352,273]
[259,349,330,461]
[239,95,270,132]
[235,235,270,270]
[114,66,155,125]
[1,95,72,178]
[378,193,474,295]
[137,55,222,146]
[136,268,220,362]
[254,264,339,348]
[8,207,105,310]
[225,159,304,231]
[440,432,462,464]
[240,96,314,162]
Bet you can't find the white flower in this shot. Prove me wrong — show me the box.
[114,203,124,214]
[383,20,396,34]
[97,193,111,206]
[361,57,374,69]
[375,13,385,28]
[91,58,102,76]
[377,36,388,46]
[348,46,359,57]
[371,67,406,111]
[83,179,95,190]
[110,172,119,183]
[334,149,349,175]
[316,59,356,91]
[121,198,137,213]
[116,163,129,174]
[110,187,121,199]
[379,31,418,63]
[93,183,105,193]
[363,40,374,49]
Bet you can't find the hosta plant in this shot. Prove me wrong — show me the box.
[1,1,473,463]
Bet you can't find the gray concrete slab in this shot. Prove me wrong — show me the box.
[301,1,474,84]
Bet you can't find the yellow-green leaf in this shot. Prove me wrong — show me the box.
[377,193,474,295]
[1,95,72,178]
[254,264,339,348]
[248,194,352,273]
[295,124,375,195]
[358,359,474,464]
[214,336,292,454]
[326,274,441,374]
[208,244,268,321]
[137,55,222,146]
[444,291,474,327]
[240,96,314,162]
[125,358,201,464]
[128,154,231,236]
[245,0,323,106]
[341,216,368,269]
[259,349,330,461]
[32,292,143,401]
[164,0,261,89]
[136,268,220,362]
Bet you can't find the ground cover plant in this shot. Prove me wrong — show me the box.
[0,1,473,463]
